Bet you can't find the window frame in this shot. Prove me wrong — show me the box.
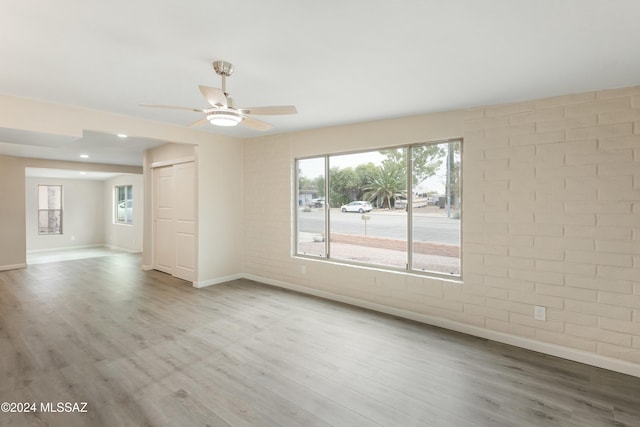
[294,138,463,279]
[38,184,63,235]
[114,185,134,225]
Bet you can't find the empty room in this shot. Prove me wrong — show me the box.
[1,1,639,426]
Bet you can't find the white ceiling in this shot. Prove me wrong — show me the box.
[0,128,168,166]
[1,0,640,165]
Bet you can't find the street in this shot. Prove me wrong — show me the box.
[298,208,460,245]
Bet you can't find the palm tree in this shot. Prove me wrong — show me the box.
[363,162,406,209]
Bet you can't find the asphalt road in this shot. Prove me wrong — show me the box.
[298,208,460,245]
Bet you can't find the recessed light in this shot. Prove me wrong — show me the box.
[80,154,89,159]
[117,134,128,138]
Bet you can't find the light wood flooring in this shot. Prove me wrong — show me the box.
[26,246,132,265]
[0,253,639,426]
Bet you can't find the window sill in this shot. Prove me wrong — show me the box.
[293,254,463,283]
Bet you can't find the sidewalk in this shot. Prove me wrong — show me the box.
[298,236,460,276]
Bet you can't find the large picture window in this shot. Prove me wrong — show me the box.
[38,185,63,235]
[115,185,133,224]
[295,139,462,277]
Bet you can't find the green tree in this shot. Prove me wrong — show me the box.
[446,141,462,210]
[313,175,325,198]
[329,167,359,207]
[380,145,445,188]
[363,162,407,209]
[354,162,379,200]
[298,175,312,191]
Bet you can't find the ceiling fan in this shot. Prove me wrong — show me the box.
[141,60,297,131]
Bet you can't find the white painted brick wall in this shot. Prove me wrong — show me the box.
[463,86,640,364]
[242,85,640,369]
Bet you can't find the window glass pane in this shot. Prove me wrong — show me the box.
[411,141,461,275]
[38,186,48,208]
[38,210,62,234]
[115,185,133,224]
[126,187,133,224]
[296,158,325,257]
[116,208,125,222]
[39,185,61,209]
[329,149,407,268]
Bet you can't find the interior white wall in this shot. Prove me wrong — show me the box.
[195,140,243,286]
[26,177,104,251]
[0,155,27,269]
[103,173,143,252]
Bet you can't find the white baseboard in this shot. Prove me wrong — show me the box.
[0,263,27,271]
[141,269,241,288]
[27,244,103,254]
[243,274,640,379]
[194,273,244,288]
[28,244,140,254]
[104,244,141,253]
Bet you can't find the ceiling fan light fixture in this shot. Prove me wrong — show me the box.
[206,110,242,127]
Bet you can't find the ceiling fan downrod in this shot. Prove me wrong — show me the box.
[213,60,234,95]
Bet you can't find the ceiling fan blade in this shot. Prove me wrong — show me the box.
[241,115,273,131]
[188,117,208,127]
[140,104,204,112]
[199,85,227,108]
[238,105,297,115]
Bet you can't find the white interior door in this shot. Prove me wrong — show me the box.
[153,166,174,275]
[172,162,195,282]
[152,162,196,282]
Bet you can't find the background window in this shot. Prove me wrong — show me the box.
[38,185,63,234]
[115,185,133,224]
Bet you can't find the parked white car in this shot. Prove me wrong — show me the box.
[308,198,325,208]
[341,201,372,213]
[394,199,407,209]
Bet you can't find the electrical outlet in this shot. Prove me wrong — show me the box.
[300,265,306,275]
[534,305,546,321]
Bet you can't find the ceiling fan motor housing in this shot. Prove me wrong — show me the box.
[213,61,234,76]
